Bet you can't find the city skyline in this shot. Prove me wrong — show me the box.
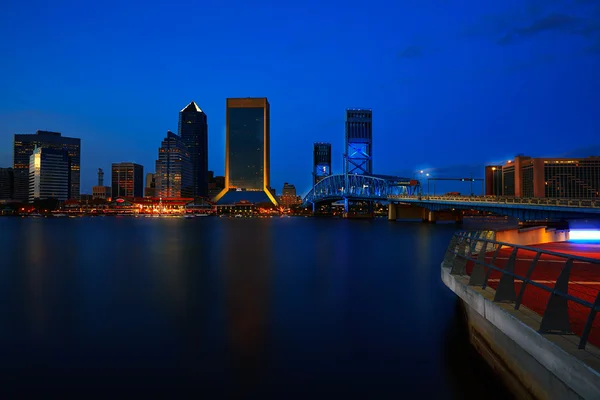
[2,1,600,196]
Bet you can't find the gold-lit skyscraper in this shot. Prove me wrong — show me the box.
[214,98,277,205]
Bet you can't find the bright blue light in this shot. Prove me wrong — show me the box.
[569,230,600,241]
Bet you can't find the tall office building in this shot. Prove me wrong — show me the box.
[111,162,144,198]
[313,142,332,186]
[28,147,69,202]
[0,168,14,200]
[214,98,277,205]
[485,155,600,198]
[344,109,372,175]
[179,101,208,198]
[13,130,81,201]
[155,130,193,198]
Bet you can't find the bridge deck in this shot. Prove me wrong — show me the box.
[465,242,600,348]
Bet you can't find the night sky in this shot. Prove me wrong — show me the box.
[1,0,600,196]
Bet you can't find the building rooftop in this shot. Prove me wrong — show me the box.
[180,101,203,113]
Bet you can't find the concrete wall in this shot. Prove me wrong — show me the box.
[495,226,569,246]
[442,265,600,399]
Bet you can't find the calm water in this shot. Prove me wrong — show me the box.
[0,216,513,398]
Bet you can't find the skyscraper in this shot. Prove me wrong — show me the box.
[214,98,277,205]
[155,130,193,198]
[29,147,69,202]
[111,162,144,198]
[179,101,208,198]
[0,168,14,200]
[313,142,332,186]
[344,109,372,175]
[13,130,81,201]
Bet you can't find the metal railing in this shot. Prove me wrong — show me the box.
[443,231,600,349]
[390,195,600,209]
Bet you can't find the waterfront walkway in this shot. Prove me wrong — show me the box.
[465,242,600,347]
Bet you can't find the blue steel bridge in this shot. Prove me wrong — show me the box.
[302,173,420,205]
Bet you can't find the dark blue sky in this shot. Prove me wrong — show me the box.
[1,0,600,195]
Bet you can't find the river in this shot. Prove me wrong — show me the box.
[0,216,514,398]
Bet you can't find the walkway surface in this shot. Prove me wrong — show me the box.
[465,242,600,348]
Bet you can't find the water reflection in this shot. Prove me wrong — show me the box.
[0,217,514,397]
[220,220,273,394]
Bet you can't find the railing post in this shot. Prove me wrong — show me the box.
[483,245,501,290]
[443,234,460,267]
[539,259,573,334]
[469,239,489,286]
[494,248,518,303]
[578,291,600,349]
[451,232,474,275]
[515,252,541,310]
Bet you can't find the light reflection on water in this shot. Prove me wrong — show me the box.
[0,217,513,398]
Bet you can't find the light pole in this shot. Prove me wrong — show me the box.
[426,173,430,196]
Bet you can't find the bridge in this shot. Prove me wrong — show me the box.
[302,173,420,207]
[302,174,600,220]
[389,195,600,221]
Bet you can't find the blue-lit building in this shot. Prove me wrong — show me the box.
[13,130,81,201]
[179,101,208,198]
[28,147,70,202]
[313,142,331,186]
[344,109,372,175]
[155,130,193,198]
[213,98,278,205]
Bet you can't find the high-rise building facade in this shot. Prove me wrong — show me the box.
[313,142,332,186]
[485,155,600,198]
[345,109,372,175]
[111,162,144,198]
[155,130,193,198]
[214,98,277,205]
[29,147,69,202]
[484,165,503,196]
[278,182,301,208]
[0,168,14,200]
[179,101,208,198]
[13,130,81,201]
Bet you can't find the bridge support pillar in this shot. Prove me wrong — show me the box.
[427,210,437,223]
[388,203,397,221]
[344,198,349,214]
[455,212,463,224]
[311,202,315,215]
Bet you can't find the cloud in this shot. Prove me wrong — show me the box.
[497,13,582,44]
[397,45,423,59]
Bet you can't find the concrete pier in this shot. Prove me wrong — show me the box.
[442,250,600,399]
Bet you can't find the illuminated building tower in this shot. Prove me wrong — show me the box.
[313,142,331,186]
[28,147,69,202]
[179,101,208,198]
[13,130,81,201]
[214,98,277,205]
[155,130,193,198]
[111,162,144,198]
[344,109,372,175]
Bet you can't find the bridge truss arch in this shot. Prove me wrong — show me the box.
[302,174,420,205]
